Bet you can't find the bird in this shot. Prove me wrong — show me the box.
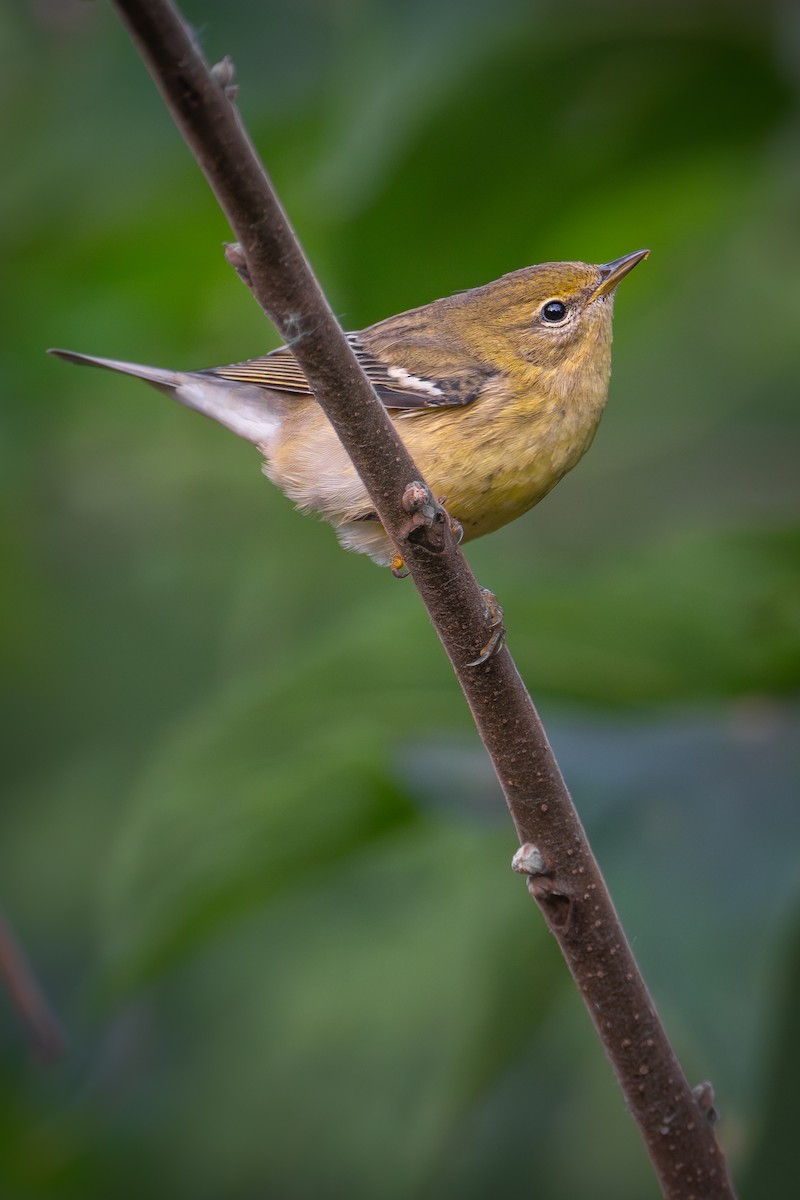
[49,249,648,567]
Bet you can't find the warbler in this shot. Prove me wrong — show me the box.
[50,249,647,566]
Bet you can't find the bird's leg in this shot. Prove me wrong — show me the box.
[467,588,506,667]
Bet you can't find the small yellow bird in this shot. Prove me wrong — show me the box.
[50,250,647,566]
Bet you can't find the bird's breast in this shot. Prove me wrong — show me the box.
[397,371,608,540]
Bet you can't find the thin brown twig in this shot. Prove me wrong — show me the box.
[106,2,736,1195]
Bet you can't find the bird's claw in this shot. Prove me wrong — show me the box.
[467,588,506,666]
[447,511,464,545]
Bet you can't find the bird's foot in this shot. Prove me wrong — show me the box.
[446,509,464,545]
[467,588,506,666]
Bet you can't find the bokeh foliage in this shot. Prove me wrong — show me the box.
[1,1,799,1196]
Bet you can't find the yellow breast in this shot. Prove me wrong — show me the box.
[395,368,609,541]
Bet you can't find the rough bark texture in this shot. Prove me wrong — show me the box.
[109,3,737,1195]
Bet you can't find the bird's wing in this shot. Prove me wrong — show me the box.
[207,333,492,411]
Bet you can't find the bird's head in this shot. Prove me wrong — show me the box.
[452,249,649,397]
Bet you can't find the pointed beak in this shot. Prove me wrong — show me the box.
[589,249,650,302]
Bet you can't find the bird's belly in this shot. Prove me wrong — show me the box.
[266,388,603,561]
[404,407,599,542]
[426,457,562,541]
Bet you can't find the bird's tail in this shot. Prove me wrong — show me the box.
[48,349,282,447]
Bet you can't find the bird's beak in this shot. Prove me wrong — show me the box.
[589,249,650,302]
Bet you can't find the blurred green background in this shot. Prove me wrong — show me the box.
[2,0,799,1196]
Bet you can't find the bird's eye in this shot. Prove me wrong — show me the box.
[541,300,568,323]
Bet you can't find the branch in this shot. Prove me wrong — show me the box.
[108,2,736,1195]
